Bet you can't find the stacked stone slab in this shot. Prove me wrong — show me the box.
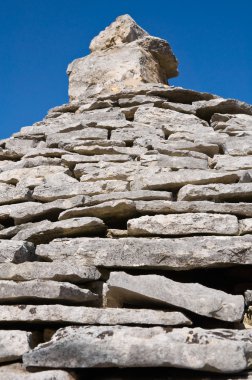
[0,14,252,379]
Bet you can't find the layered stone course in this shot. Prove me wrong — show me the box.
[0,13,252,379]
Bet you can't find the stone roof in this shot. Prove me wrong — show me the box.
[0,14,252,379]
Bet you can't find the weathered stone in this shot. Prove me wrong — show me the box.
[0,260,102,282]
[23,326,252,372]
[107,229,128,238]
[135,200,252,217]
[211,113,252,135]
[9,217,106,244]
[23,148,68,158]
[68,15,178,100]
[127,213,239,236]
[36,235,252,270]
[194,98,252,120]
[0,280,97,303]
[106,272,244,321]
[62,153,131,166]
[0,196,85,224]
[111,123,164,143]
[86,190,173,205]
[148,140,220,157]
[118,95,163,108]
[4,138,40,158]
[211,155,252,171]
[134,106,211,135]
[131,169,238,191]
[32,180,129,202]
[178,183,252,202]
[46,128,108,148]
[0,330,32,363]
[0,183,31,205]
[0,363,75,380]
[139,152,208,170]
[75,161,139,181]
[240,219,252,235]
[0,166,72,187]
[245,291,252,306]
[223,137,252,155]
[0,240,35,263]
[59,199,136,221]
[0,304,191,326]
[67,143,146,157]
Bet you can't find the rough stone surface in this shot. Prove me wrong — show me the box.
[0,280,97,303]
[106,272,244,321]
[36,236,252,270]
[23,326,252,372]
[0,364,75,380]
[127,213,239,236]
[0,305,191,326]
[0,240,35,263]
[0,330,32,363]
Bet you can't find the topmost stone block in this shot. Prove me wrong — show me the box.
[67,15,178,100]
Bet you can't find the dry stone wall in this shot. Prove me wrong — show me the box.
[0,14,252,379]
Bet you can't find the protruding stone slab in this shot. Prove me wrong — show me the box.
[59,199,136,221]
[131,169,238,191]
[178,183,252,202]
[0,363,75,380]
[0,240,35,263]
[211,155,252,171]
[10,217,106,244]
[0,261,102,282]
[75,161,139,181]
[127,213,239,236]
[0,183,31,205]
[36,236,252,270]
[86,190,173,205]
[0,330,32,363]
[0,280,97,303]
[239,219,252,235]
[23,326,252,372]
[135,200,252,217]
[106,272,244,321]
[0,304,191,326]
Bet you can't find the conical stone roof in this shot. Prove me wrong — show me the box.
[1,14,252,379]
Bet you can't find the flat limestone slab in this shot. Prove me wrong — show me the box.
[0,330,32,363]
[0,280,97,303]
[135,200,252,217]
[131,169,238,191]
[86,190,173,205]
[211,155,252,171]
[36,236,252,270]
[0,363,75,380]
[0,183,31,206]
[0,261,102,282]
[106,272,244,322]
[23,326,252,372]
[0,304,191,326]
[178,183,252,201]
[0,240,35,263]
[127,213,239,236]
[10,217,106,244]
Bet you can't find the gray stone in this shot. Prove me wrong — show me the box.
[111,123,164,144]
[62,153,131,166]
[194,98,252,120]
[127,213,239,236]
[106,272,244,321]
[239,219,252,235]
[0,363,75,380]
[178,183,252,202]
[0,240,35,263]
[211,155,252,171]
[36,235,252,270]
[86,190,173,205]
[0,196,85,224]
[149,140,220,157]
[211,113,252,135]
[0,280,97,303]
[0,260,102,282]
[131,169,238,191]
[245,291,252,306]
[4,138,40,158]
[0,183,31,205]
[46,128,108,148]
[67,143,146,157]
[0,330,32,363]
[139,152,208,170]
[135,200,252,217]
[224,137,252,155]
[75,161,140,181]
[23,326,252,372]
[0,304,191,326]
[59,199,136,221]
[10,217,106,244]
[32,180,129,202]
[134,106,211,135]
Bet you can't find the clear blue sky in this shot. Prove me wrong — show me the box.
[1,0,251,139]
